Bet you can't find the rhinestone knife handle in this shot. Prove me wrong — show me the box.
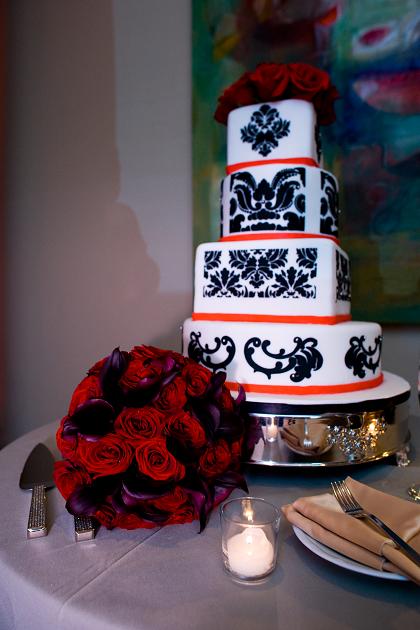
[27,484,47,538]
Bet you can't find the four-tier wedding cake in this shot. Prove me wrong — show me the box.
[182,64,409,458]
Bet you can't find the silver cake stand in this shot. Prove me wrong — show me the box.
[245,372,412,467]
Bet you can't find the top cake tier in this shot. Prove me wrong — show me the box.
[227,99,320,171]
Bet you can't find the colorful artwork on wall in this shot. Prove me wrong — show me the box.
[192,0,420,323]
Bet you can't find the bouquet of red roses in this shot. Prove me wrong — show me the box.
[215,62,339,125]
[54,345,261,531]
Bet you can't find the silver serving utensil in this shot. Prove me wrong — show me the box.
[331,480,420,567]
[19,443,55,538]
[74,515,95,542]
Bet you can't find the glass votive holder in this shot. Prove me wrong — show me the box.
[220,497,281,582]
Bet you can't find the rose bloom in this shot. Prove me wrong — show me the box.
[250,63,289,101]
[152,487,195,525]
[181,362,211,397]
[131,345,186,367]
[135,438,185,482]
[68,375,102,416]
[165,411,207,449]
[119,358,160,391]
[154,377,187,412]
[53,460,91,499]
[78,434,133,478]
[87,357,107,376]
[56,417,79,461]
[288,62,330,98]
[199,439,232,478]
[114,406,163,440]
[215,73,256,124]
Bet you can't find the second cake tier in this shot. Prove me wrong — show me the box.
[193,236,351,323]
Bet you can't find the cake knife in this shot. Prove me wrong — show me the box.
[19,443,55,538]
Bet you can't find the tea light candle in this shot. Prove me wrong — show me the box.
[226,526,274,578]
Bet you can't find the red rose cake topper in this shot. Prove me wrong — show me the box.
[215,62,340,125]
[54,345,261,531]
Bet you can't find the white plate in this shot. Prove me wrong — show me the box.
[293,526,408,581]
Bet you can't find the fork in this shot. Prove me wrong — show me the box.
[331,480,420,567]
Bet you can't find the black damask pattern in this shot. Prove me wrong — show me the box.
[336,251,351,301]
[240,104,290,157]
[202,247,317,299]
[320,172,339,236]
[244,336,324,381]
[228,168,306,234]
[187,332,236,372]
[344,335,382,378]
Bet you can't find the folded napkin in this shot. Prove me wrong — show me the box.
[279,420,331,456]
[282,477,420,585]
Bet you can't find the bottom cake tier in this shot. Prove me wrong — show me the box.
[183,318,383,396]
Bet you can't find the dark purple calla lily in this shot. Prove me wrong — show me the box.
[180,471,213,533]
[100,347,127,408]
[189,398,221,440]
[215,470,249,494]
[121,476,175,505]
[66,485,100,516]
[63,399,115,440]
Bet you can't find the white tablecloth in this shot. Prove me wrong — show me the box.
[1,418,420,630]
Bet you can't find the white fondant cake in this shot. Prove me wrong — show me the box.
[221,164,338,238]
[183,66,408,403]
[193,237,350,321]
[184,318,383,395]
[227,100,319,168]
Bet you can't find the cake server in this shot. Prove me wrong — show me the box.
[19,443,55,538]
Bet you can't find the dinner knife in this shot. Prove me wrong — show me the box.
[19,443,55,538]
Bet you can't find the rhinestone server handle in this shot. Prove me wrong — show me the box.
[27,484,47,538]
[74,515,95,542]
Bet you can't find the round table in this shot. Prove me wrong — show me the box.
[1,418,419,630]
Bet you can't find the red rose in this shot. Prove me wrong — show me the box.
[288,62,330,98]
[94,503,116,529]
[87,357,107,376]
[119,358,160,391]
[114,406,163,440]
[182,362,211,397]
[215,73,256,124]
[135,438,185,482]
[214,62,339,126]
[78,434,133,478]
[53,460,91,499]
[154,377,187,412]
[68,375,102,416]
[113,512,157,530]
[250,63,290,101]
[199,439,232,478]
[165,410,207,449]
[56,417,78,461]
[152,487,195,525]
[131,345,186,367]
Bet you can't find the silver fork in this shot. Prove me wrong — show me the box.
[331,480,420,567]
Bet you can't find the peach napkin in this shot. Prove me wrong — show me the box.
[282,477,420,584]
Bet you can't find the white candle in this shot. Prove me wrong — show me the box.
[226,526,274,578]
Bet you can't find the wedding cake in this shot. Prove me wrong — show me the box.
[182,64,409,439]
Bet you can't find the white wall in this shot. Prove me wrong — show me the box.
[4,0,192,443]
[3,1,418,445]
